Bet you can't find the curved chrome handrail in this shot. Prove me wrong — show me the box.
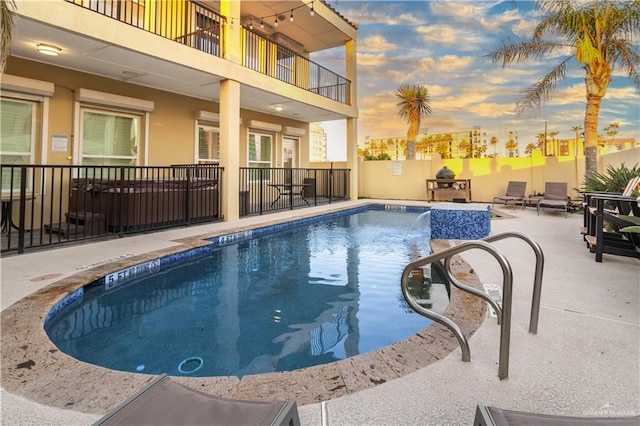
[482,231,544,334]
[442,257,503,323]
[401,240,513,379]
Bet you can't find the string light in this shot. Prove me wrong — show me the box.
[247,1,317,31]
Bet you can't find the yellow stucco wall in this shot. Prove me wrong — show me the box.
[5,57,313,168]
[358,148,640,203]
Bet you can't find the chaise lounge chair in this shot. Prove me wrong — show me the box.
[93,374,300,426]
[537,182,569,217]
[474,403,640,425]
[492,181,527,209]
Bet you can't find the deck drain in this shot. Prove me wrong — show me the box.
[178,356,203,374]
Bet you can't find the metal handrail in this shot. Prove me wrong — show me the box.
[482,231,544,334]
[401,240,513,380]
[442,257,503,323]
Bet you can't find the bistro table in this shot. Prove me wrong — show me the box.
[1,195,34,234]
[268,184,311,207]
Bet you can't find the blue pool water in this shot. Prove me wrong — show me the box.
[45,209,448,377]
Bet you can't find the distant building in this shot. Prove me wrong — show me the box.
[310,123,328,162]
[362,126,485,160]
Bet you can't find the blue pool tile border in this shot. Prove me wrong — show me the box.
[45,204,429,325]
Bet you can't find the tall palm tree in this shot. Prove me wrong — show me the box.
[488,0,640,177]
[490,136,499,157]
[395,83,432,160]
[1,0,16,72]
[604,122,620,146]
[548,131,559,156]
[505,138,518,157]
[525,143,537,156]
[570,125,583,155]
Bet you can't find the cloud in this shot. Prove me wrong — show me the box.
[357,52,389,68]
[359,35,398,52]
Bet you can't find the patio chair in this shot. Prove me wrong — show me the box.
[537,182,569,217]
[93,374,300,426]
[492,181,527,209]
[474,403,640,425]
[584,193,640,262]
[582,176,640,235]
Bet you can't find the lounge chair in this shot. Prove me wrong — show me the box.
[93,374,300,426]
[537,182,569,217]
[492,181,527,209]
[474,403,640,425]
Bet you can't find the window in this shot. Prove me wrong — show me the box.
[0,98,37,192]
[197,124,220,164]
[80,109,140,167]
[248,132,272,180]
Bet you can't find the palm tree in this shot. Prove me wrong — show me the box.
[505,138,518,157]
[488,0,640,177]
[548,131,559,156]
[490,136,499,157]
[1,0,16,72]
[395,83,432,160]
[604,122,620,147]
[570,125,583,155]
[536,132,547,155]
[525,143,537,157]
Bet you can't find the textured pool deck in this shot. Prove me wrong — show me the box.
[1,200,639,425]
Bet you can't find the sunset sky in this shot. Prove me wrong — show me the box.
[319,0,639,159]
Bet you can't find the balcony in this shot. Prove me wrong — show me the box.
[64,0,350,105]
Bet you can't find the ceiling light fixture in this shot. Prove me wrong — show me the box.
[290,10,294,22]
[37,43,61,56]
[273,105,284,112]
[310,1,315,16]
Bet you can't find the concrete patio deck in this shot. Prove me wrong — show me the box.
[1,200,638,425]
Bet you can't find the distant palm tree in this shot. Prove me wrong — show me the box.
[548,131,559,156]
[570,125,583,155]
[1,0,16,72]
[490,136,499,157]
[487,0,640,177]
[604,122,620,147]
[525,143,537,157]
[505,138,518,157]
[395,83,432,160]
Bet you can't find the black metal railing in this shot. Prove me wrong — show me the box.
[239,167,350,216]
[1,164,223,254]
[64,0,351,104]
[242,28,350,104]
[65,0,224,57]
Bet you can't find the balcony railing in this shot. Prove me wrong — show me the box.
[242,28,350,104]
[64,0,350,104]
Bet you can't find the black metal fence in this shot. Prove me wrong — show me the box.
[239,167,350,216]
[1,164,223,254]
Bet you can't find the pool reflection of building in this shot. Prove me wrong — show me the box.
[46,211,435,377]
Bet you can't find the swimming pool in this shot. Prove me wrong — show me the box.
[44,208,450,377]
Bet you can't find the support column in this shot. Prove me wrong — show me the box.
[219,0,241,221]
[345,39,358,200]
[220,79,241,221]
